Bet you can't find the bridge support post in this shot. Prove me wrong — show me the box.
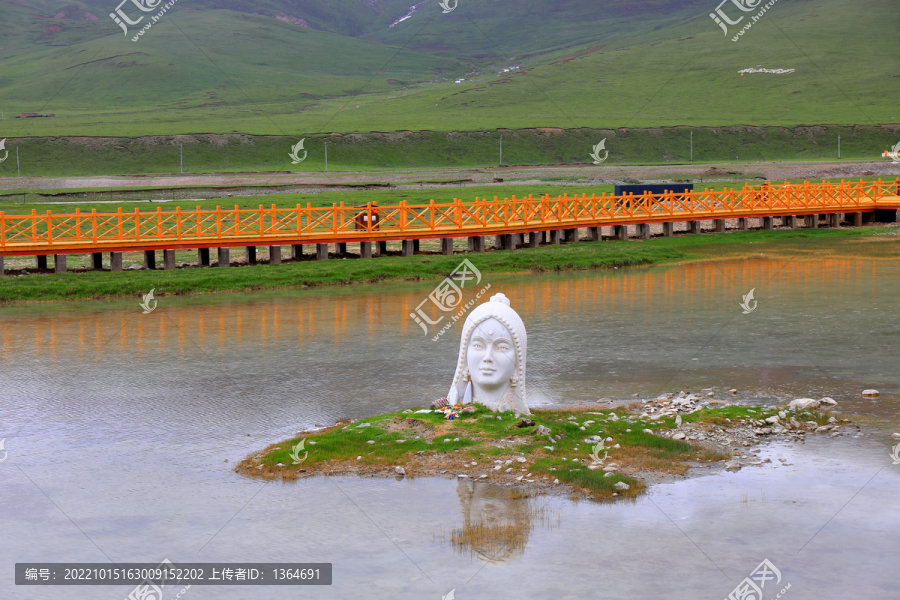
[316,243,329,260]
[515,233,524,246]
[217,247,230,267]
[111,252,123,272]
[806,215,817,228]
[245,246,257,265]
[549,230,561,244]
[54,254,67,274]
[614,225,627,240]
[829,213,841,227]
[198,248,210,267]
[360,242,372,258]
[336,243,347,255]
[495,235,504,249]
[762,217,774,230]
[738,218,748,231]
[377,241,388,255]
[163,249,176,270]
[401,240,415,257]
[467,237,474,252]
[589,226,601,241]
[441,238,454,255]
[269,246,282,264]
[502,234,514,250]
[662,222,674,237]
[714,219,725,233]
[851,212,862,226]
[689,221,701,234]
[566,228,578,243]
[291,244,303,259]
[36,255,48,269]
[529,232,540,247]
[637,224,650,239]
[91,253,103,270]
[471,236,485,252]
[143,250,156,270]
[784,215,797,228]
[0,257,4,276]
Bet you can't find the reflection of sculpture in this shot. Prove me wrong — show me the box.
[453,480,530,565]
[446,293,529,415]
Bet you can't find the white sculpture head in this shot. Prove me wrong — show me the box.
[447,293,529,414]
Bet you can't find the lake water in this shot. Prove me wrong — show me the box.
[1,258,899,599]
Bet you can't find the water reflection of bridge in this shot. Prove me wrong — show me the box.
[0,179,897,274]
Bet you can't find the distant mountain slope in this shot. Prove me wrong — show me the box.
[0,0,895,137]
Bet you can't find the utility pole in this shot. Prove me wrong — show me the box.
[690,131,693,162]
[324,142,328,172]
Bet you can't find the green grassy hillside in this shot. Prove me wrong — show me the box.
[0,126,897,178]
[0,0,895,138]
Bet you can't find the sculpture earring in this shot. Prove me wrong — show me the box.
[462,376,473,405]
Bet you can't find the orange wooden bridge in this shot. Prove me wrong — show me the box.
[0,179,898,273]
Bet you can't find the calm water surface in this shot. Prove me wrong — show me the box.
[1,258,899,599]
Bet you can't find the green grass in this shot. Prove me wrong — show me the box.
[2,224,897,303]
[1,126,898,178]
[238,401,827,499]
[0,0,895,138]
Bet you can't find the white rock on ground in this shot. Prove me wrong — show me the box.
[820,397,838,405]
[861,389,879,397]
[892,433,900,440]
[395,466,406,476]
[643,429,654,435]
[672,432,686,440]
[614,482,630,490]
[789,398,821,410]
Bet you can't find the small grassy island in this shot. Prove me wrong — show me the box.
[236,398,839,500]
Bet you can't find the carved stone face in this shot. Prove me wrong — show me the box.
[466,318,517,393]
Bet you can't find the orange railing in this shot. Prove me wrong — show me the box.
[1,179,898,256]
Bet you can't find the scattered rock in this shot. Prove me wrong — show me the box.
[728,389,737,394]
[614,482,630,490]
[458,474,467,478]
[537,425,551,435]
[765,416,779,424]
[603,472,614,478]
[789,398,820,410]
[642,429,654,435]
[672,432,686,440]
[395,466,406,476]
[862,389,879,397]
[675,415,682,427]
[356,423,371,428]
[893,433,900,440]
[367,440,375,444]
[516,418,536,428]
[516,457,527,463]
[820,397,838,405]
